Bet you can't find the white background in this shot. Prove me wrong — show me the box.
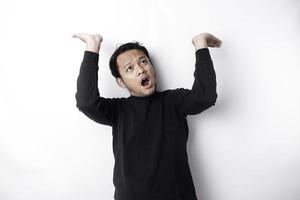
[1,0,300,200]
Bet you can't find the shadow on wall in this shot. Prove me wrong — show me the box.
[187,115,216,200]
[147,54,166,92]
[288,0,300,30]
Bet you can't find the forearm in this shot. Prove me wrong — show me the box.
[75,51,100,107]
[192,48,217,103]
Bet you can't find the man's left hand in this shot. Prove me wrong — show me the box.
[192,33,222,50]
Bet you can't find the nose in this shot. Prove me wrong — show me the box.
[137,65,146,76]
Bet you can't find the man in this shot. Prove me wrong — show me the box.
[73,32,222,200]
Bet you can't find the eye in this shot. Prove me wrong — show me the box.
[126,66,133,72]
[141,59,148,64]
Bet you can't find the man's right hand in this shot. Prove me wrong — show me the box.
[72,33,103,53]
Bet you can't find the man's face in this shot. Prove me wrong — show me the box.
[116,49,157,97]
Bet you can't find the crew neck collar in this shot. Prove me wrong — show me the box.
[129,90,159,99]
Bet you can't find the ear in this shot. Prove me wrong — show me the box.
[116,77,126,88]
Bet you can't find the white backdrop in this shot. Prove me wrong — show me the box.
[1,0,300,200]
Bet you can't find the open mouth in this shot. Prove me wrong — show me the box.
[141,77,151,88]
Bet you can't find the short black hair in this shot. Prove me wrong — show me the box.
[109,41,153,78]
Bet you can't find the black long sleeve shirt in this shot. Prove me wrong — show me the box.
[75,48,217,200]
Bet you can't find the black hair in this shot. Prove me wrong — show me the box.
[109,41,153,79]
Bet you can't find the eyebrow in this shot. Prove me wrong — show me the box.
[123,56,147,68]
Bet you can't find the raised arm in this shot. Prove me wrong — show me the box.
[73,33,120,126]
[173,33,222,116]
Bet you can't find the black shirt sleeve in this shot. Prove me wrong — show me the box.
[172,48,218,116]
[75,51,120,127]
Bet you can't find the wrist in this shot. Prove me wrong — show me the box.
[86,42,101,53]
[193,38,208,50]
[195,42,208,51]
